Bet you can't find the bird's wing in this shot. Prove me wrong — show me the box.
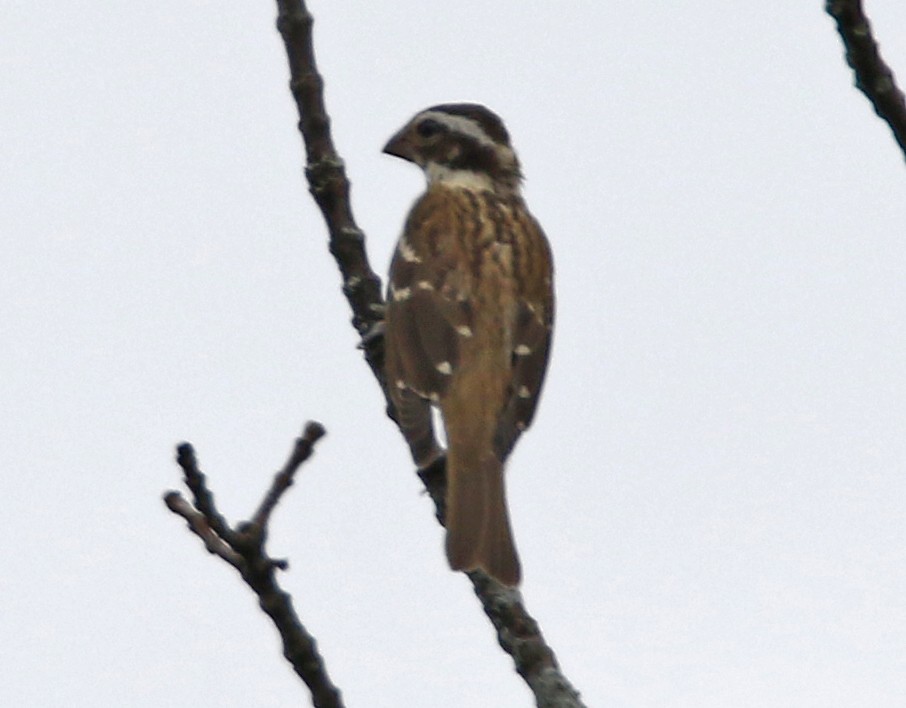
[493,217,554,461]
[385,233,472,404]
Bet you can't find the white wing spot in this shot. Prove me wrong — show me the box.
[390,284,412,302]
[517,385,531,399]
[395,379,407,390]
[416,280,435,291]
[514,344,532,356]
[397,238,421,263]
[435,361,452,375]
[456,325,473,337]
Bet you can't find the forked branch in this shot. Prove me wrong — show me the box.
[164,422,342,708]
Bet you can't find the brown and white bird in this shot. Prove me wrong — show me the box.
[383,103,554,586]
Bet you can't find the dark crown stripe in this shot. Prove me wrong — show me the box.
[424,103,512,147]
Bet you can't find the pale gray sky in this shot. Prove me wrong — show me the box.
[2,2,905,706]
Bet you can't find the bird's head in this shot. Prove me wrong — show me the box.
[383,103,523,194]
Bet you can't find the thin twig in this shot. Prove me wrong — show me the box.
[274,2,585,705]
[175,442,238,546]
[253,421,327,528]
[827,0,906,161]
[164,491,244,568]
[165,424,344,708]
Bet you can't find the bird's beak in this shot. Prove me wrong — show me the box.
[383,128,416,163]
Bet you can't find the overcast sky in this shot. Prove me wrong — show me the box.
[2,2,905,706]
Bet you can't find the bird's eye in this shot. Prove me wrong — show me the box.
[416,119,443,138]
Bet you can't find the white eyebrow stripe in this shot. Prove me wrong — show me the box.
[417,111,497,149]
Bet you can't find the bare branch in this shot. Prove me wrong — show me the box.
[274,1,386,381]
[827,0,906,160]
[165,424,344,708]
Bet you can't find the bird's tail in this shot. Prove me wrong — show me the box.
[444,435,521,586]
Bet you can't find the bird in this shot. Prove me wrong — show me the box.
[382,103,554,586]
